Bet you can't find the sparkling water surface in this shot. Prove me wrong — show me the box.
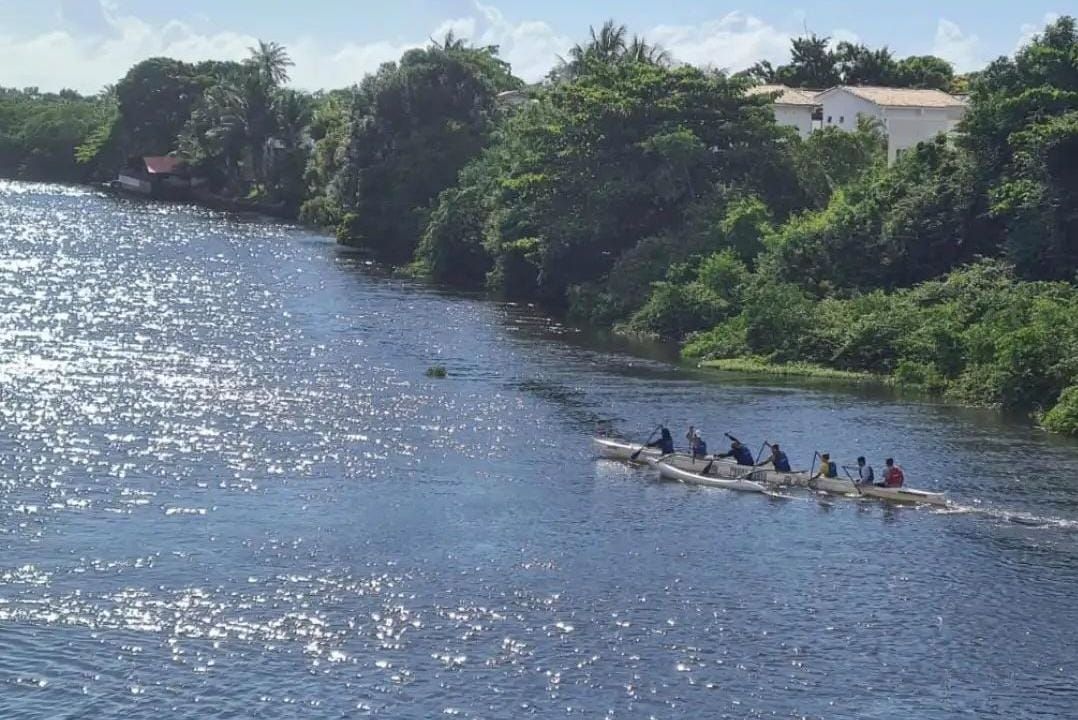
[1,181,1076,719]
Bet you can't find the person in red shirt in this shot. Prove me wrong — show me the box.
[879,458,905,487]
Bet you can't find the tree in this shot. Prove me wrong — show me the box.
[452,60,807,307]
[0,86,106,181]
[895,55,956,90]
[555,20,669,80]
[835,42,898,86]
[963,15,1078,279]
[332,37,522,262]
[775,35,840,87]
[248,40,294,86]
[114,57,211,157]
[755,36,955,91]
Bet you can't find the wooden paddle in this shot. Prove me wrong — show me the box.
[630,425,663,461]
[842,465,865,496]
[805,451,837,506]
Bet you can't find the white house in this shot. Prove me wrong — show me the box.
[814,86,968,164]
[746,84,820,138]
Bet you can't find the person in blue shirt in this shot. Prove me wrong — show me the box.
[761,442,792,472]
[717,438,755,466]
[646,426,675,455]
[686,426,708,459]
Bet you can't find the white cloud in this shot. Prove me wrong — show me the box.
[0,0,573,92]
[932,18,982,72]
[648,12,791,72]
[0,1,972,94]
[1016,12,1060,53]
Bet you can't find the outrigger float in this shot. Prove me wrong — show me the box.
[594,438,948,507]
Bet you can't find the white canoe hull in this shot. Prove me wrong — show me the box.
[592,438,810,485]
[811,477,948,506]
[860,485,948,506]
[650,460,768,494]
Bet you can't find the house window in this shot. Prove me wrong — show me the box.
[827,115,833,124]
[896,148,908,160]
[839,115,845,124]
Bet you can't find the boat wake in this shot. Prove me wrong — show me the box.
[932,503,1078,531]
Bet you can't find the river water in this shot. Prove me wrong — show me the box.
[0,180,1076,719]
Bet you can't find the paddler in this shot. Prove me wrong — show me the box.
[646,426,675,454]
[761,442,792,472]
[855,456,875,485]
[686,426,708,459]
[879,458,905,487]
[811,452,838,482]
[716,435,755,466]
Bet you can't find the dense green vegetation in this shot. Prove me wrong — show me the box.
[0,87,111,181]
[1,17,1076,433]
[747,35,961,91]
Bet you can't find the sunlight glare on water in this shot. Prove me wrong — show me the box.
[0,181,1077,719]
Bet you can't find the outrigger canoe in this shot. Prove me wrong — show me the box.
[648,458,769,494]
[595,437,948,506]
[810,477,948,506]
[593,438,811,485]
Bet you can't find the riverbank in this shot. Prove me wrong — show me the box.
[698,357,886,384]
[5,179,1078,720]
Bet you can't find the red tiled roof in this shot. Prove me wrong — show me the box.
[143,156,183,175]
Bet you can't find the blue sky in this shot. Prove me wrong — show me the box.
[0,1,1066,92]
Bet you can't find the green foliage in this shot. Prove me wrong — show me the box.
[749,36,955,90]
[768,137,1000,294]
[474,60,807,307]
[0,87,107,181]
[332,39,520,263]
[896,55,958,90]
[416,174,495,286]
[425,365,448,378]
[963,16,1078,280]
[683,316,749,359]
[300,89,355,225]
[626,281,730,339]
[688,260,1078,420]
[794,118,887,206]
[555,20,671,81]
[738,277,818,362]
[698,249,750,299]
[1043,386,1078,435]
[713,198,773,264]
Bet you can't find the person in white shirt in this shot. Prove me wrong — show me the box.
[855,456,875,485]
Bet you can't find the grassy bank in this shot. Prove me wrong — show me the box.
[698,357,886,383]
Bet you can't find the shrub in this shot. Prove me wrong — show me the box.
[893,360,948,393]
[1043,386,1078,435]
[683,316,749,359]
[627,281,730,339]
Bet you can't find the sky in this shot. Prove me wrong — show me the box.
[0,0,1067,93]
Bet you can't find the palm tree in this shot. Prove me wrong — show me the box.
[435,30,467,53]
[625,35,671,66]
[566,20,627,71]
[272,89,312,149]
[248,40,294,86]
[556,21,669,80]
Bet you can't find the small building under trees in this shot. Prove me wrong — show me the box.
[116,156,192,198]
